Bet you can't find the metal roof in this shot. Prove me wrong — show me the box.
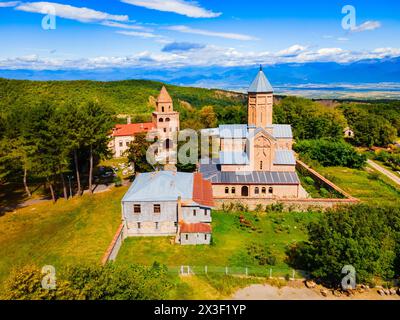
[248,66,273,93]
[219,124,248,139]
[270,124,293,138]
[122,171,193,202]
[199,164,299,185]
[274,150,296,165]
[219,151,249,165]
[200,127,220,136]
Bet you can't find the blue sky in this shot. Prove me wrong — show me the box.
[0,0,399,70]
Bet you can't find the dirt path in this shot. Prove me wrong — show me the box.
[232,282,400,300]
[367,159,400,186]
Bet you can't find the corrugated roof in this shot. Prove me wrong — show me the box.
[180,222,211,233]
[219,151,249,165]
[122,171,193,202]
[192,173,214,207]
[270,124,293,138]
[200,128,220,136]
[274,150,296,165]
[219,124,248,138]
[248,66,273,93]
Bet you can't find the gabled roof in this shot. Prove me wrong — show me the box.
[219,124,248,138]
[112,122,155,137]
[181,222,211,233]
[157,85,172,103]
[219,151,249,165]
[248,66,273,93]
[273,150,296,165]
[270,124,293,139]
[122,171,214,208]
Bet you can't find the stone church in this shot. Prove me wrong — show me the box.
[200,66,307,199]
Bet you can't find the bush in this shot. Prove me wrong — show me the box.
[2,263,174,300]
[294,139,366,169]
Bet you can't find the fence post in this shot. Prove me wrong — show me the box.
[292,269,295,280]
[245,267,248,276]
[269,268,272,279]
[205,265,208,274]
[225,266,228,275]
[180,265,183,275]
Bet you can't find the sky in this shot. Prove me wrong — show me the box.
[0,0,400,70]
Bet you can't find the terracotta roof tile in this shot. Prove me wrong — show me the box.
[112,122,155,137]
[180,222,211,233]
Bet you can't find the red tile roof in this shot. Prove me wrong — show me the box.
[180,222,211,233]
[192,172,215,207]
[111,122,155,137]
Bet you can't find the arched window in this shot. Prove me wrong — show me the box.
[162,106,165,112]
[165,118,170,122]
[268,187,273,194]
[165,139,172,150]
[231,187,236,194]
[241,186,249,197]
[159,118,164,122]
[261,187,266,194]
[255,187,259,194]
[225,187,229,194]
[260,161,263,170]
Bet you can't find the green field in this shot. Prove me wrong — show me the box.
[316,165,400,205]
[0,187,126,289]
[116,211,320,277]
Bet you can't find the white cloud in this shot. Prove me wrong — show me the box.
[277,45,307,57]
[100,21,146,30]
[116,30,162,39]
[166,25,258,41]
[2,45,400,71]
[15,2,128,22]
[0,1,20,7]
[337,37,349,41]
[121,0,221,18]
[351,20,381,32]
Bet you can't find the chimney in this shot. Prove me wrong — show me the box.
[127,116,131,124]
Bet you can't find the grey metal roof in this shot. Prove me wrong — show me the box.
[199,164,299,185]
[274,150,296,165]
[122,171,194,202]
[248,66,273,93]
[200,127,220,136]
[219,124,248,139]
[270,124,293,138]
[219,151,249,165]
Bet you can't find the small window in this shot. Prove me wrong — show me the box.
[162,107,165,112]
[154,204,161,213]
[155,222,159,229]
[260,161,263,170]
[204,209,208,216]
[225,187,229,194]
[163,128,167,133]
[268,187,273,194]
[261,187,266,194]
[193,210,196,216]
[159,118,164,122]
[255,187,259,194]
[134,204,141,213]
[119,141,123,147]
[204,234,207,240]
[137,222,141,229]
[165,118,170,122]
[185,234,188,240]
[126,141,129,147]
[231,187,235,194]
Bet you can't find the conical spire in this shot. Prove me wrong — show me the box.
[248,66,273,93]
[157,86,172,103]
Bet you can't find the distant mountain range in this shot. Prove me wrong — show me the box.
[1,57,400,95]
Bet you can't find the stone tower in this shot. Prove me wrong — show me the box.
[247,66,274,128]
[152,86,180,167]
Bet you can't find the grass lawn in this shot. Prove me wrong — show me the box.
[0,186,127,289]
[315,166,400,205]
[116,211,321,277]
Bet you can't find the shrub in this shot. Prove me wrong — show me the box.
[294,139,366,169]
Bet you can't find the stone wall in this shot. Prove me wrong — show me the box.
[101,223,125,264]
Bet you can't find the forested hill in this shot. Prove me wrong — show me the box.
[0,78,246,120]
